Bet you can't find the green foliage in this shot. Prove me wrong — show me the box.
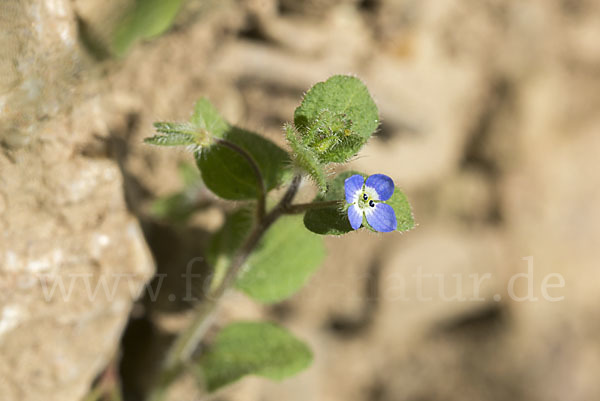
[293,75,379,164]
[192,98,291,200]
[386,187,415,232]
[206,208,253,291]
[208,213,325,303]
[360,187,415,233]
[145,122,210,147]
[196,322,312,392]
[145,98,229,147]
[113,0,184,56]
[178,161,202,187]
[285,124,327,192]
[207,209,253,266]
[304,171,358,235]
[196,127,291,200]
[151,192,195,222]
[304,171,415,234]
[238,215,325,303]
[144,76,415,399]
[190,98,230,138]
[150,162,203,223]
[146,98,291,200]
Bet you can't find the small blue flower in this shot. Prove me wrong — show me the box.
[344,174,397,232]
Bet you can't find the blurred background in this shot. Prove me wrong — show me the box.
[1,0,600,400]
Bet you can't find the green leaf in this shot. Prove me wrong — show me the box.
[178,161,201,187]
[294,75,379,163]
[196,321,312,392]
[303,171,360,235]
[285,124,327,192]
[206,208,254,291]
[145,122,212,148]
[153,122,199,136]
[190,98,230,138]
[386,187,415,232]
[150,162,203,223]
[150,192,196,223]
[196,127,291,200]
[237,215,325,303]
[362,186,415,233]
[144,133,195,147]
[112,0,184,56]
[145,98,228,149]
[305,171,415,234]
[303,206,352,236]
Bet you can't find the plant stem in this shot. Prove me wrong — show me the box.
[162,299,217,372]
[214,138,266,220]
[282,200,342,214]
[212,174,302,295]
[147,174,302,401]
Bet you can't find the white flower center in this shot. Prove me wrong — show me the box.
[355,186,379,212]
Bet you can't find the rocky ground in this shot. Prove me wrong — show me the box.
[1,0,600,400]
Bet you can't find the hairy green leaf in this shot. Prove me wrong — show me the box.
[386,187,415,232]
[206,208,254,291]
[153,122,199,136]
[303,171,360,235]
[196,321,312,392]
[190,98,230,138]
[145,98,230,150]
[196,127,291,200]
[145,122,212,148]
[144,133,195,147]
[236,215,325,303]
[361,187,415,233]
[305,171,414,234]
[285,124,327,192]
[294,75,378,163]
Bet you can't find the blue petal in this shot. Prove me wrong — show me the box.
[344,174,365,203]
[365,203,397,232]
[365,174,395,201]
[347,204,363,230]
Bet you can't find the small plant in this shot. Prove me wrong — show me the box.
[144,75,414,400]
